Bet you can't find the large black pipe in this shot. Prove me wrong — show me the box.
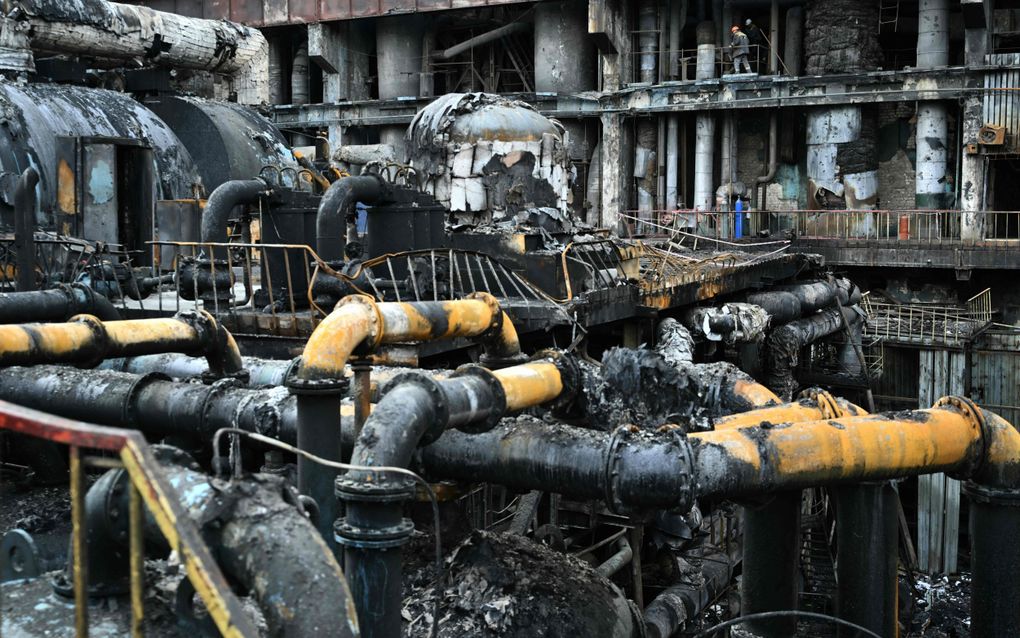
[200,178,271,244]
[0,366,297,443]
[14,167,39,292]
[833,482,898,638]
[0,284,121,323]
[337,369,505,638]
[77,452,359,637]
[964,482,1020,637]
[765,305,859,400]
[99,352,291,386]
[316,175,387,262]
[643,547,737,638]
[740,490,803,637]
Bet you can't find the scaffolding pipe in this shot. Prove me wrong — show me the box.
[0,312,244,377]
[435,21,531,60]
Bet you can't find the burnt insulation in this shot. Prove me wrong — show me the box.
[581,347,759,430]
[835,106,879,174]
[402,531,634,638]
[805,0,882,75]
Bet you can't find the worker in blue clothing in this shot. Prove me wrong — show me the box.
[734,195,745,237]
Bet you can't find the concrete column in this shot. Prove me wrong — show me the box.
[768,0,779,74]
[636,119,657,225]
[267,34,285,105]
[784,7,803,76]
[665,0,684,207]
[639,1,658,84]
[376,14,424,161]
[535,0,596,161]
[693,21,716,213]
[916,0,950,210]
[918,0,950,68]
[960,96,986,242]
[694,115,716,212]
[916,103,950,209]
[600,113,625,231]
[291,38,310,146]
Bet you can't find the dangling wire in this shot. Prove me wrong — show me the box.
[211,427,443,638]
[692,610,883,638]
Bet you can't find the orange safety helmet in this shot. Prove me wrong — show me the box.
[731,25,740,33]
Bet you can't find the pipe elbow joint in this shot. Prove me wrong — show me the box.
[295,294,381,388]
[477,309,527,368]
[174,310,247,381]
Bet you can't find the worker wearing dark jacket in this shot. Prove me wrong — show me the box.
[730,26,752,74]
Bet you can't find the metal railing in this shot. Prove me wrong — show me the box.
[862,288,993,346]
[0,234,100,291]
[630,43,777,82]
[144,240,326,337]
[0,400,257,637]
[764,209,1020,244]
[559,239,630,301]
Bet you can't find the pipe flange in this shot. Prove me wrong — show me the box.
[285,357,350,395]
[378,372,450,445]
[605,426,695,516]
[200,378,245,434]
[961,481,1020,507]
[122,372,172,426]
[531,349,581,413]
[336,294,384,353]
[451,365,507,433]
[934,395,986,480]
[68,313,110,368]
[604,425,636,515]
[335,475,416,503]
[334,517,414,550]
[465,291,504,334]
[798,388,842,419]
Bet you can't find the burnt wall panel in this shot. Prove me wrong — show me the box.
[351,0,383,17]
[205,0,230,19]
[381,0,420,11]
[319,0,352,19]
[288,0,319,23]
[229,0,264,25]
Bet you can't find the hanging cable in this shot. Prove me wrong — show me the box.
[692,610,882,638]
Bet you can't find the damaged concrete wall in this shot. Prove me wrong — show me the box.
[407,93,575,225]
[804,0,881,211]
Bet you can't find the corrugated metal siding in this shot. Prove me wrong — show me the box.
[135,0,536,26]
[983,53,1020,152]
[971,331,1020,426]
[871,345,920,410]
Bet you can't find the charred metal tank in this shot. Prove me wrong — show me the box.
[144,95,296,194]
[407,92,574,225]
[0,83,200,231]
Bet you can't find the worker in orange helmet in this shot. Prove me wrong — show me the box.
[730,25,752,74]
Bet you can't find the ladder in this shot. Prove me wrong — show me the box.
[879,0,900,33]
